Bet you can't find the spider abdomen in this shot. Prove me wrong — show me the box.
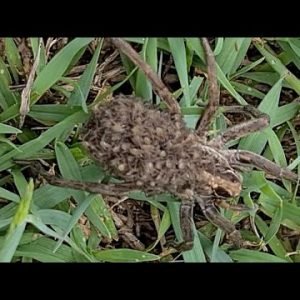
[82,96,242,198]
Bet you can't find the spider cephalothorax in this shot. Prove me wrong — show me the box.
[34,38,298,251]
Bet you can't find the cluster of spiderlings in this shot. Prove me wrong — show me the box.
[81,95,240,198]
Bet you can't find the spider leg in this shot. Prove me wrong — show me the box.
[195,196,242,247]
[18,160,139,196]
[42,174,138,196]
[167,200,195,252]
[215,199,253,212]
[209,105,270,147]
[110,38,181,115]
[221,149,298,182]
[196,38,220,137]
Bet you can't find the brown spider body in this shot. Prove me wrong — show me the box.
[82,96,242,201]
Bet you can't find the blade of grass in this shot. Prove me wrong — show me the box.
[0,123,22,134]
[55,141,115,240]
[31,38,94,102]
[88,195,118,240]
[168,201,206,262]
[265,127,290,191]
[28,104,82,125]
[5,38,22,83]
[0,178,33,262]
[255,215,292,262]
[230,58,265,80]
[53,193,96,252]
[25,214,95,261]
[135,38,157,101]
[93,249,160,262]
[186,38,247,105]
[148,207,171,251]
[239,78,283,154]
[30,38,47,73]
[229,249,288,262]
[15,236,74,262]
[197,231,233,262]
[0,56,12,85]
[68,38,103,112]
[230,81,265,99]
[168,38,191,107]
[0,187,20,203]
[0,110,88,171]
[11,169,28,198]
[216,38,250,76]
[254,41,300,95]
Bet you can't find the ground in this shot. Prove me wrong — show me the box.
[0,37,299,262]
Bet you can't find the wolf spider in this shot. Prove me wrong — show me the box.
[28,38,298,251]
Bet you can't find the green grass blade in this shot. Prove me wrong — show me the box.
[33,185,71,209]
[277,40,300,70]
[0,218,13,230]
[231,57,265,79]
[181,76,203,106]
[255,216,291,261]
[254,41,300,95]
[148,207,171,250]
[265,127,290,191]
[0,179,33,262]
[0,103,19,123]
[5,38,22,83]
[229,249,288,262]
[68,38,103,112]
[28,104,82,125]
[0,56,12,86]
[168,38,191,107]
[30,38,46,73]
[186,38,246,105]
[0,187,20,203]
[135,38,157,101]
[56,141,82,180]
[31,38,94,102]
[0,110,88,171]
[11,169,28,198]
[168,201,206,262]
[0,123,22,134]
[230,81,265,99]
[53,194,96,252]
[272,102,299,128]
[216,38,250,76]
[0,78,17,110]
[88,195,118,240]
[15,237,74,262]
[93,249,161,262]
[37,209,71,231]
[55,141,115,239]
[25,214,95,261]
[260,188,283,244]
[239,78,283,154]
[198,231,233,262]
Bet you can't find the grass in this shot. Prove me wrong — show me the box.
[0,37,300,262]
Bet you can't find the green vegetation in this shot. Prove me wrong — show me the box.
[0,37,299,262]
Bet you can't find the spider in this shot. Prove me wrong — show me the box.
[28,38,298,251]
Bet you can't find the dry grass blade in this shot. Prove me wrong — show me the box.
[110,38,180,114]
[19,39,42,128]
